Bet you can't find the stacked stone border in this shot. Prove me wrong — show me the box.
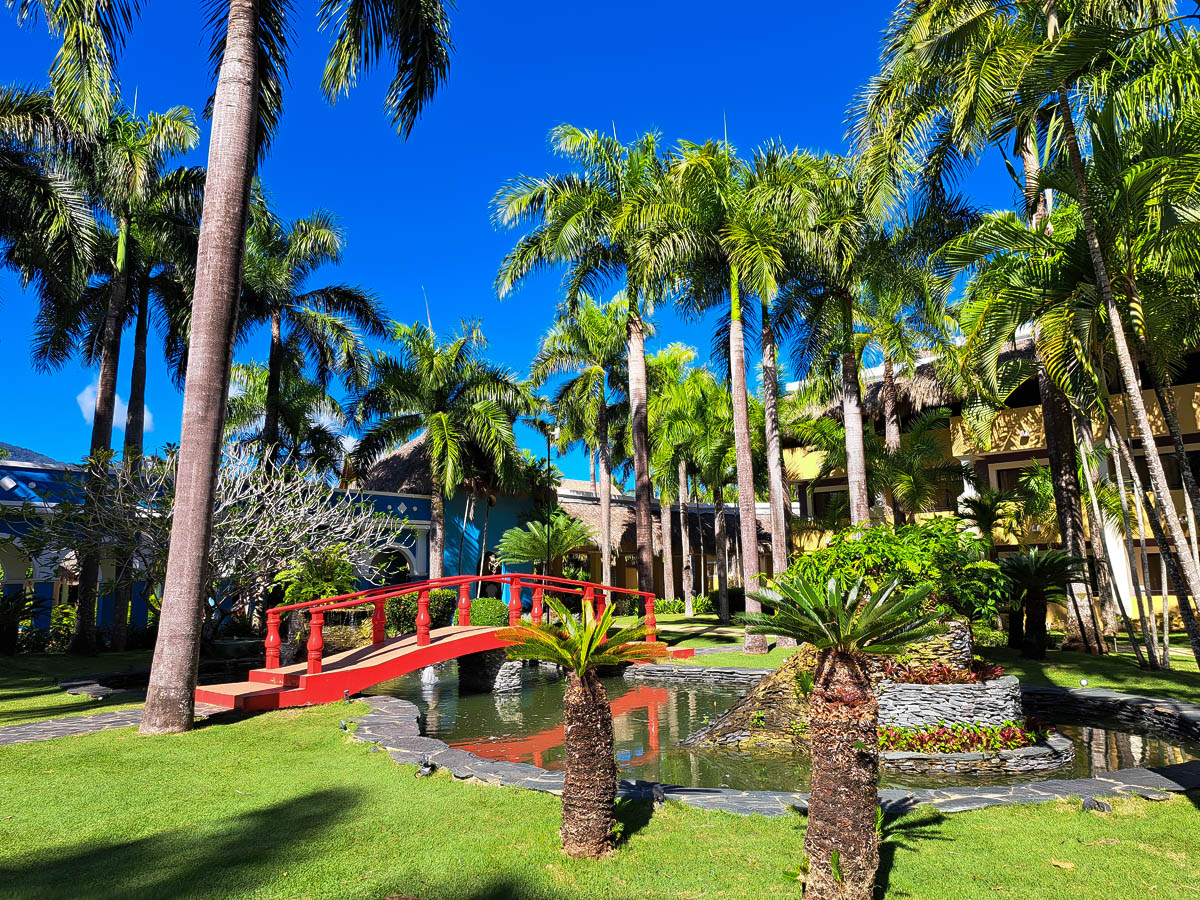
[882,731,1074,777]
[349,687,1200,818]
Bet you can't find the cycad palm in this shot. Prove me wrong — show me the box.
[531,295,629,585]
[496,514,596,575]
[497,599,665,858]
[1001,548,1086,660]
[743,577,938,900]
[494,124,665,597]
[354,321,530,579]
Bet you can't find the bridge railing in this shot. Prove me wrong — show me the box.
[263,573,656,675]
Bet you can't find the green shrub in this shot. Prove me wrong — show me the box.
[705,587,745,615]
[692,594,714,615]
[971,624,1007,648]
[386,588,457,636]
[464,594,511,628]
[274,546,357,608]
[784,519,1007,621]
[655,598,683,615]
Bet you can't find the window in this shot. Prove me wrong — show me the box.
[1133,453,1185,491]
[812,490,847,518]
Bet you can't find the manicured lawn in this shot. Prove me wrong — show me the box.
[676,646,798,668]
[0,701,1197,899]
[0,652,151,727]
[980,647,1200,706]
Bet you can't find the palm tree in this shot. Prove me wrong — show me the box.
[1001,548,1086,660]
[743,577,939,900]
[225,359,349,477]
[354,321,529,580]
[494,125,666,597]
[633,141,818,649]
[238,203,384,470]
[140,0,454,734]
[531,295,629,586]
[496,599,665,858]
[496,514,596,576]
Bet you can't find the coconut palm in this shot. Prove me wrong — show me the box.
[496,599,665,858]
[494,125,666,597]
[353,321,530,580]
[1001,548,1086,660]
[238,204,384,470]
[531,295,629,585]
[743,576,939,900]
[135,0,454,733]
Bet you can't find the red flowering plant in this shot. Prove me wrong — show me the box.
[883,658,1005,684]
[879,721,1045,753]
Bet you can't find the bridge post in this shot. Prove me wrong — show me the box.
[265,611,282,669]
[416,590,431,646]
[306,611,325,674]
[531,585,543,625]
[371,596,387,645]
[594,589,606,619]
[582,585,594,621]
[457,583,471,626]
[644,593,657,643]
[508,577,522,626]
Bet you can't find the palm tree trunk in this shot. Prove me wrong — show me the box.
[761,314,790,576]
[589,447,597,496]
[560,669,616,858]
[476,500,491,599]
[1105,409,1200,667]
[1057,93,1200,612]
[1073,413,1113,653]
[841,294,871,525]
[679,462,693,615]
[456,492,474,576]
[429,475,445,580]
[1109,424,1159,667]
[262,308,284,468]
[1022,588,1048,659]
[713,486,730,624]
[805,650,879,900]
[112,280,150,652]
[1146,368,1200,562]
[727,269,765,653]
[71,218,131,655]
[660,488,675,604]
[140,0,259,734]
[626,304,655,595]
[597,400,613,587]
[880,358,900,525]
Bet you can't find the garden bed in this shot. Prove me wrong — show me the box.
[882,731,1075,776]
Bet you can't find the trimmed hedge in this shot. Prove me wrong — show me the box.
[386,588,457,636]
[465,595,511,628]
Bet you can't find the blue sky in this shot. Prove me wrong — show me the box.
[1,1,1013,480]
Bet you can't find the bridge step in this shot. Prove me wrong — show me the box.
[248,668,303,687]
[194,682,306,712]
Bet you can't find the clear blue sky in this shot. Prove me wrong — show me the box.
[0,1,1012,480]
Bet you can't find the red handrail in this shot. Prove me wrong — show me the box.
[263,571,657,675]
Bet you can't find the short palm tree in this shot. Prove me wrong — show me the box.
[496,514,597,576]
[1001,548,1085,660]
[743,577,939,900]
[496,599,666,858]
[353,321,531,579]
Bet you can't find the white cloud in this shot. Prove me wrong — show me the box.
[76,382,154,433]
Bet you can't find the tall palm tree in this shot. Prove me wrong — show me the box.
[530,295,629,586]
[633,141,819,650]
[140,0,454,734]
[743,577,939,900]
[497,600,665,858]
[494,125,666,598]
[238,203,384,470]
[353,321,530,580]
[225,358,349,477]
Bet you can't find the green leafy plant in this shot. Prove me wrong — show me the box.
[464,595,510,628]
[386,588,458,636]
[749,711,767,728]
[879,721,1043,753]
[794,669,815,700]
[497,513,596,575]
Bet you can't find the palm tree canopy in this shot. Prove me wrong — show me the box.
[743,575,942,656]
[496,512,596,569]
[496,598,666,675]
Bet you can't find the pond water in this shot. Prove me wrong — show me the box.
[366,662,1200,793]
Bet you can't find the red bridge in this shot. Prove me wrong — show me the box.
[196,573,681,711]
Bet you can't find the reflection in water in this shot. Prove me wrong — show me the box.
[366,663,1200,793]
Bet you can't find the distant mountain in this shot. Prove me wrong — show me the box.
[0,442,61,465]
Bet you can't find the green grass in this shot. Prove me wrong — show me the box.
[980,647,1200,706]
[0,701,1196,899]
[675,646,798,668]
[0,652,151,727]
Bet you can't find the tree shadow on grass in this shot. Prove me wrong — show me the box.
[0,788,363,900]
[874,808,950,898]
[613,797,655,846]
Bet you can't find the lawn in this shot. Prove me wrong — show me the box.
[980,646,1200,706]
[0,701,1196,899]
[0,652,151,727]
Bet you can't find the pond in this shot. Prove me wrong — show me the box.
[366,662,1200,793]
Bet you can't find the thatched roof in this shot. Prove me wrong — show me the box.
[559,496,772,555]
[358,435,433,494]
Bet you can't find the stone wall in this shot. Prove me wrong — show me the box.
[1021,685,1200,744]
[878,676,1023,729]
[881,731,1075,776]
[679,654,811,749]
[458,649,523,693]
[901,618,974,670]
